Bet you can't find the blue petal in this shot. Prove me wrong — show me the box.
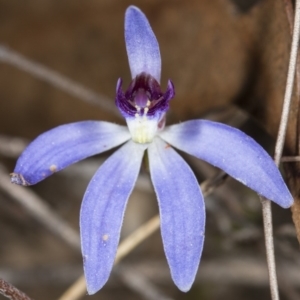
[11,121,130,185]
[160,120,293,208]
[148,137,205,292]
[80,140,147,295]
[125,6,161,82]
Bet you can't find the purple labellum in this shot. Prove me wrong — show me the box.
[116,72,175,119]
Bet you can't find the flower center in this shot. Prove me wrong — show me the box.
[126,115,159,144]
[115,72,175,144]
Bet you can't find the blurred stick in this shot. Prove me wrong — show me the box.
[0,45,120,117]
[4,256,300,288]
[0,165,81,250]
[260,0,300,300]
[116,266,174,300]
[0,135,29,158]
[131,258,300,288]
[0,278,33,300]
[281,156,300,162]
[57,171,227,300]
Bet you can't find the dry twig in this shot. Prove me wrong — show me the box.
[0,278,33,300]
[260,0,300,299]
[281,156,300,162]
[0,45,120,117]
[0,165,80,250]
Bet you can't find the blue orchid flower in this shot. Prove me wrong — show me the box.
[11,5,293,295]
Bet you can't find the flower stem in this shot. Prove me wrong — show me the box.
[261,0,300,299]
[260,198,279,300]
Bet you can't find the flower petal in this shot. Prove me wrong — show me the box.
[80,140,147,295]
[125,6,161,82]
[11,121,130,185]
[148,137,205,292]
[160,120,293,208]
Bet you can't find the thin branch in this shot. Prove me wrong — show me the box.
[281,156,300,162]
[0,164,80,251]
[260,200,279,300]
[57,171,227,300]
[3,256,300,289]
[260,1,300,300]
[275,1,300,164]
[130,258,300,288]
[0,45,120,117]
[0,278,33,300]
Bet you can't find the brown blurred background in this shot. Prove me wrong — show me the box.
[0,0,299,299]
